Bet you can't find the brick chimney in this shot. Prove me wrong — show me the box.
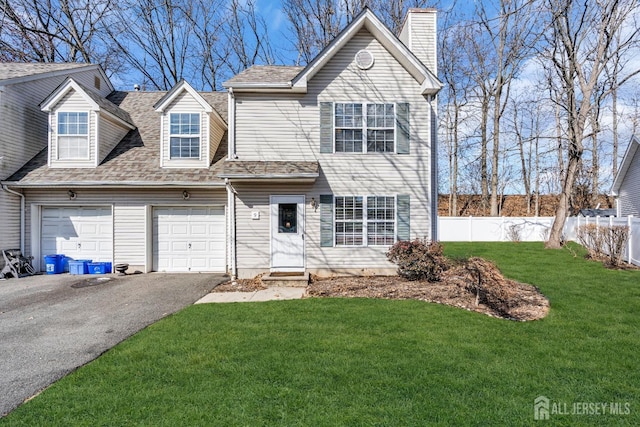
[398,8,438,77]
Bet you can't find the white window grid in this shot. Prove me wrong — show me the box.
[57,112,89,160]
[334,103,395,153]
[334,195,397,247]
[169,113,200,159]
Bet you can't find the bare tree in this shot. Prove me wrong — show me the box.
[440,17,472,216]
[0,0,121,73]
[474,0,541,216]
[543,0,640,248]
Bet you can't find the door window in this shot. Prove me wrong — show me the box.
[278,203,297,233]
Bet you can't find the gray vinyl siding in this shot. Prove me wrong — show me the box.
[69,71,112,98]
[618,148,640,216]
[232,28,434,275]
[398,11,437,75]
[98,114,131,164]
[0,68,107,261]
[0,68,107,180]
[161,91,210,168]
[23,188,227,271]
[0,190,21,250]
[48,89,97,168]
[208,113,225,164]
[113,205,146,267]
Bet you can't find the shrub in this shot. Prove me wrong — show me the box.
[386,239,446,281]
[576,223,630,267]
[576,224,605,259]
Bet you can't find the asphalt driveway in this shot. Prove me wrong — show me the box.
[0,272,228,416]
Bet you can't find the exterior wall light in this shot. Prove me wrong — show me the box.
[67,190,77,200]
[182,190,190,200]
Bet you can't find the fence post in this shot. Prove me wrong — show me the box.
[629,215,634,264]
[501,216,505,241]
[469,215,473,242]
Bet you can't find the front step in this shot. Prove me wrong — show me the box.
[262,272,309,288]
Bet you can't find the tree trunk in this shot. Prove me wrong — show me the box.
[480,95,489,212]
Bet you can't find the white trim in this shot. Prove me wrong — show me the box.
[0,64,112,90]
[227,89,236,160]
[153,80,213,113]
[41,78,99,112]
[269,195,306,272]
[168,112,202,160]
[151,204,227,273]
[333,195,397,247]
[333,102,396,153]
[291,9,442,95]
[611,135,639,195]
[95,111,100,167]
[145,205,152,273]
[56,110,90,161]
[33,203,114,271]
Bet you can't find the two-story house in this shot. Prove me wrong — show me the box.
[3,8,442,278]
[0,63,112,258]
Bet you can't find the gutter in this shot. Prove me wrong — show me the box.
[217,173,319,180]
[1,181,227,188]
[2,185,25,253]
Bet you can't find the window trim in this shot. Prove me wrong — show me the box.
[56,111,90,160]
[168,112,201,160]
[333,195,397,247]
[333,102,396,154]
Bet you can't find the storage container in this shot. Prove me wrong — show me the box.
[88,262,112,275]
[69,260,92,275]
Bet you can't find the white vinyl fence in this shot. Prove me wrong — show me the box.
[438,215,640,267]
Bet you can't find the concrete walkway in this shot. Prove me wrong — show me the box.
[195,287,307,304]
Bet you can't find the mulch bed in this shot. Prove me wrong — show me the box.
[213,260,550,321]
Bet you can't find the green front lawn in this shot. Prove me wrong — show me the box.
[3,243,639,426]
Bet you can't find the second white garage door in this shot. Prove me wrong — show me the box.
[153,207,226,272]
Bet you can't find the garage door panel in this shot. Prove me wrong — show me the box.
[153,206,225,272]
[171,224,189,235]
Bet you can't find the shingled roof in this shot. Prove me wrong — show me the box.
[0,62,93,82]
[218,160,319,180]
[6,90,229,186]
[74,79,133,126]
[224,65,304,87]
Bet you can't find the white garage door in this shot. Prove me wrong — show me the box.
[41,207,113,265]
[153,207,226,272]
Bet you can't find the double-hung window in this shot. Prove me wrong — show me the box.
[335,196,364,245]
[170,113,200,159]
[334,196,396,246]
[366,196,395,245]
[334,103,394,153]
[57,112,89,160]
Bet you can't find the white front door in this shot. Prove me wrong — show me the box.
[270,195,305,272]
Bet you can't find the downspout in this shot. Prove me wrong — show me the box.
[2,184,25,253]
[429,94,439,241]
[225,178,237,280]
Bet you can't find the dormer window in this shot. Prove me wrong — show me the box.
[170,113,200,159]
[57,112,89,160]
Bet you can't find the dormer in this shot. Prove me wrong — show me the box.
[153,80,227,168]
[41,78,135,168]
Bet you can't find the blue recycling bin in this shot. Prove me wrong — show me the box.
[44,255,63,274]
